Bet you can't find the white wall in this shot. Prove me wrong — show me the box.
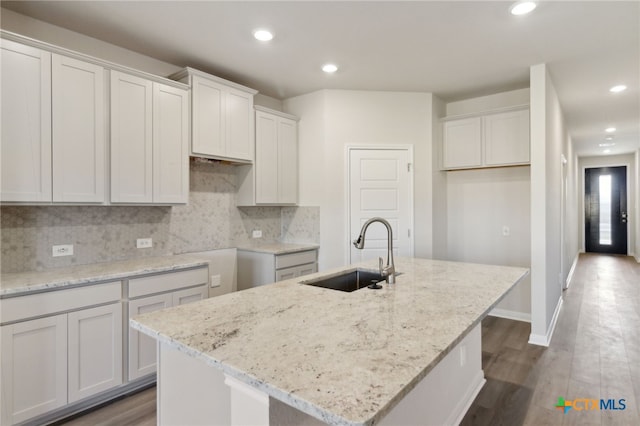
[431,96,448,260]
[563,136,580,285]
[578,154,637,257]
[284,90,434,270]
[637,149,640,262]
[529,64,565,346]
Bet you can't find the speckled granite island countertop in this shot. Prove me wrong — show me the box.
[0,254,211,297]
[131,257,528,426]
[235,241,319,255]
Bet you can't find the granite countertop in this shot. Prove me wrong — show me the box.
[130,257,529,426]
[235,241,319,255]
[0,254,211,297]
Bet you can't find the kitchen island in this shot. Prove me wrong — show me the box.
[131,257,528,426]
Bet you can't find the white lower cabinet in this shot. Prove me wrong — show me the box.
[0,300,122,425]
[237,249,318,290]
[1,315,68,425]
[128,293,173,381]
[127,267,208,381]
[68,303,123,403]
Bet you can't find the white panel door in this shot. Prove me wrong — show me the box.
[110,71,153,203]
[191,74,224,157]
[153,82,189,203]
[255,111,278,203]
[349,149,412,263]
[68,303,123,403]
[0,39,52,202]
[278,117,298,204]
[0,315,67,425]
[52,54,105,202]
[128,293,172,381]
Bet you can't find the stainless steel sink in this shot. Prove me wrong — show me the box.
[300,269,388,292]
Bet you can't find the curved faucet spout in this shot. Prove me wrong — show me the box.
[352,217,396,284]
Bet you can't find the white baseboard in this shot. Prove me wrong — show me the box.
[489,308,531,323]
[529,297,563,347]
[449,370,486,426]
[565,253,579,289]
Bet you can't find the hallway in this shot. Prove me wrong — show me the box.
[463,253,640,425]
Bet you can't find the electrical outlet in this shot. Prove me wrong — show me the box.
[136,238,153,249]
[210,274,221,288]
[252,229,262,239]
[502,226,510,237]
[52,244,74,257]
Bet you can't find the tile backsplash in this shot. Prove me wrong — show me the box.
[1,160,319,273]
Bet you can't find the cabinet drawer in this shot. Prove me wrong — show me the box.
[1,281,121,324]
[128,267,208,298]
[275,250,317,270]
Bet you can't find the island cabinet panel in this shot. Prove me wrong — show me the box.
[127,266,209,381]
[442,107,530,170]
[52,54,106,203]
[0,315,68,425]
[0,39,52,202]
[175,68,257,163]
[68,303,123,403]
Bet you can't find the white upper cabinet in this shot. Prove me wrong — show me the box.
[110,71,153,203]
[237,107,299,206]
[172,67,257,163]
[52,54,106,203]
[0,39,52,202]
[442,107,530,170]
[443,116,482,169]
[152,83,189,204]
[110,71,188,204]
[483,109,530,166]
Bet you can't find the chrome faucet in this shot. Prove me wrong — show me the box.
[353,217,396,284]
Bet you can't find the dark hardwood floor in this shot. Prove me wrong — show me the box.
[60,253,639,426]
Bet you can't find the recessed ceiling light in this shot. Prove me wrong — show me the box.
[605,135,614,140]
[322,64,338,73]
[253,29,273,41]
[510,1,537,15]
[605,127,616,133]
[609,85,627,93]
[603,149,611,154]
[599,142,615,147]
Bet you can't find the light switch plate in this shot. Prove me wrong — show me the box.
[252,229,262,239]
[136,238,153,249]
[52,244,74,257]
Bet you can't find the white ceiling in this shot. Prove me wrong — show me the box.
[3,1,639,157]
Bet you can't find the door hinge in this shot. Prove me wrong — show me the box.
[407,163,412,172]
[408,229,411,238]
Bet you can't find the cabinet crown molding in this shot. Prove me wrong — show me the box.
[254,105,299,121]
[170,67,258,95]
[441,104,529,122]
[1,30,189,91]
